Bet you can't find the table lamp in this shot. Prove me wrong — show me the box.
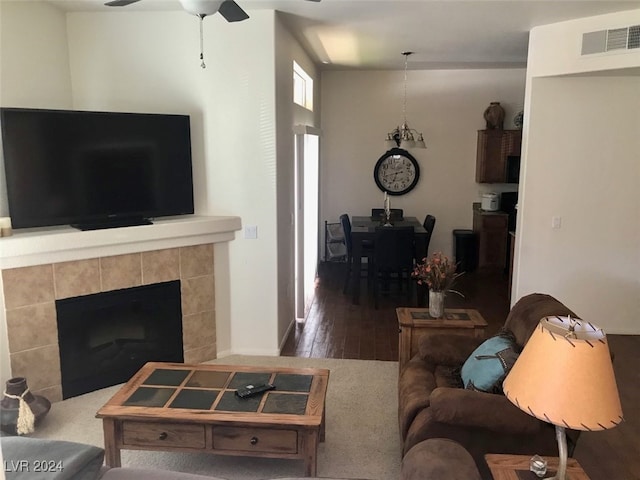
[502,315,623,480]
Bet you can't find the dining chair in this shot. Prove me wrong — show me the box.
[420,214,436,259]
[371,208,404,221]
[372,226,415,309]
[340,214,374,295]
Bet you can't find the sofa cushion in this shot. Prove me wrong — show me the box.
[1,436,104,480]
[460,332,519,393]
[101,470,356,480]
[504,293,578,347]
[401,438,481,480]
[434,366,463,388]
[100,468,228,480]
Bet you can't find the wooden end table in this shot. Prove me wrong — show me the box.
[396,307,488,371]
[96,362,329,477]
[485,454,590,480]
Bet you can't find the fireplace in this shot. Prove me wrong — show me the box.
[56,281,184,399]
[1,235,227,403]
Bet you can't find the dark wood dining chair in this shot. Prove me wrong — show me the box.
[420,214,436,259]
[371,208,404,221]
[372,226,415,309]
[340,214,374,295]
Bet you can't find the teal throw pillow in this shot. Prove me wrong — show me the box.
[460,333,520,393]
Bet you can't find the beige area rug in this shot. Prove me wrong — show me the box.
[33,356,401,480]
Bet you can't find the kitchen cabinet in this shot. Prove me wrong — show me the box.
[476,129,521,183]
[473,206,508,270]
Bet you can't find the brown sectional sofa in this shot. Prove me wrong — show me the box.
[398,293,582,479]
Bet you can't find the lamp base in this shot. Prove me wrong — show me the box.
[543,425,568,480]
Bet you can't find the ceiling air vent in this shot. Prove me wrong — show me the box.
[581,25,640,55]
[629,25,640,49]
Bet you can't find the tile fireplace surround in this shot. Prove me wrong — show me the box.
[0,215,241,403]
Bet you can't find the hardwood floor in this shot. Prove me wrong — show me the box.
[281,261,510,359]
[281,261,640,480]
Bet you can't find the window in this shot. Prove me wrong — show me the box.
[293,61,313,111]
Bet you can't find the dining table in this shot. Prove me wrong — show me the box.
[349,215,429,305]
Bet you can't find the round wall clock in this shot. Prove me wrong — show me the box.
[373,148,420,195]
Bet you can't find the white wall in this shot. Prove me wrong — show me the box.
[514,9,640,334]
[320,69,525,257]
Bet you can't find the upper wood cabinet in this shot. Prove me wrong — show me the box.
[475,129,522,183]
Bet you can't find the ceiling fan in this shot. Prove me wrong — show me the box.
[104,0,321,68]
[104,0,320,23]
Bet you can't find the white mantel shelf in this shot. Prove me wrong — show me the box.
[0,215,242,269]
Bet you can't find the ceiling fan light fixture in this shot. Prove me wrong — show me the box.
[179,0,224,16]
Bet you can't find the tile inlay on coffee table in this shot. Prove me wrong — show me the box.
[96,362,329,477]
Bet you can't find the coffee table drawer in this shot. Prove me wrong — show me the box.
[213,426,298,454]
[122,421,206,449]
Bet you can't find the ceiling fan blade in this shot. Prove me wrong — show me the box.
[304,0,322,2]
[104,0,141,6]
[218,0,249,22]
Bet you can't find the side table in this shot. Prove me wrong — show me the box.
[396,307,488,372]
[485,454,590,480]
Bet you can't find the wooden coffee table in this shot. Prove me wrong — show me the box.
[96,362,329,477]
[485,454,590,479]
[396,307,488,371]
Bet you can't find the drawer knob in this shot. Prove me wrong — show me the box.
[159,432,168,440]
[250,436,259,445]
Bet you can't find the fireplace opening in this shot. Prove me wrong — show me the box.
[56,280,184,399]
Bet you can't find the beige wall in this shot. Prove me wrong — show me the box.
[320,68,525,257]
[515,9,640,334]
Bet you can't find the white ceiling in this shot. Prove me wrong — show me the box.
[46,0,640,69]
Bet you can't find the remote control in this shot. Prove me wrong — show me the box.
[235,383,275,398]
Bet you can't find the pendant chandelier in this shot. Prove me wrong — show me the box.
[384,51,426,150]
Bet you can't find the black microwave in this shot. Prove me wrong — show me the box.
[506,156,520,183]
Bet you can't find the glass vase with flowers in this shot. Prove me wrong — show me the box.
[411,252,463,318]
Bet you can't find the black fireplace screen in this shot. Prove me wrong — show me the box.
[56,280,184,399]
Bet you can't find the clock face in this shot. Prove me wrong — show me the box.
[373,148,420,195]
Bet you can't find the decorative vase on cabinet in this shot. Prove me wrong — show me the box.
[483,102,505,130]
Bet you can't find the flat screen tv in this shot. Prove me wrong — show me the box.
[1,107,194,230]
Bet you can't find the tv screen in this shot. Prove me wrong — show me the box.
[1,107,194,230]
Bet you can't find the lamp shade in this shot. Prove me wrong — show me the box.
[503,316,623,431]
[399,138,415,149]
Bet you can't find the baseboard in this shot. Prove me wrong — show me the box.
[219,347,281,357]
[279,318,297,354]
[215,349,233,359]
